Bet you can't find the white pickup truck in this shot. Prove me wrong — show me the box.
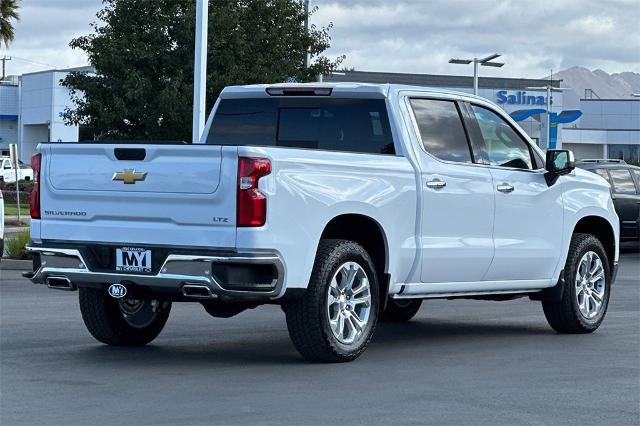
[25,83,619,362]
[1,157,33,183]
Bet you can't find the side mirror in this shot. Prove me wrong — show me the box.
[545,149,575,186]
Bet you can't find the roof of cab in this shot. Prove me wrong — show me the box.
[219,82,487,103]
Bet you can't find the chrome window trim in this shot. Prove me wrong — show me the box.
[401,92,546,175]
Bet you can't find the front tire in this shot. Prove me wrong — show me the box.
[542,233,611,334]
[79,287,171,346]
[382,299,422,322]
[284,239,379,362]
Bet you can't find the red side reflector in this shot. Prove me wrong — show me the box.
[29,153,41,219]
[237,157,271,227]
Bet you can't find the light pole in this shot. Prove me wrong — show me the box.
[192,0,208,144]
[303,0,310,69]
[526,69,569,150]
[448,54,504,95]
[527,83,568,150]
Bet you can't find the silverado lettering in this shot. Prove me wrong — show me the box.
[44,210,87,216]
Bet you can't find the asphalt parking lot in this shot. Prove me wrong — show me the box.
[1,252,638,426]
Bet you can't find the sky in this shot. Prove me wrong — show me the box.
[4,0,639,78]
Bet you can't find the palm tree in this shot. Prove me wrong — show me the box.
[0,0,20,47]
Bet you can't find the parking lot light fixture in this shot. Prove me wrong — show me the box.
[448,54,504,95]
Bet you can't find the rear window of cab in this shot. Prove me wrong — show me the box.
[207,98,395,155]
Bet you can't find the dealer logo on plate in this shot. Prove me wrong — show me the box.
[116,247,152,273]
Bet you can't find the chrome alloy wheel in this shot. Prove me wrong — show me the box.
[326,261,372,344]
[575,251,606,320]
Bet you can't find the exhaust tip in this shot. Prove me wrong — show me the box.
[46,276,76,291]
[181,284,216,299]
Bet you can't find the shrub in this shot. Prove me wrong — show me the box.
[2,190,31,205]
[5,230,32,260]
[0,179,33,192]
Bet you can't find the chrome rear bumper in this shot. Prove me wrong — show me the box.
[24,245,285,300]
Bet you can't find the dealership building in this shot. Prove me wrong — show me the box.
[0,68,638,164]
[0,66,91,160]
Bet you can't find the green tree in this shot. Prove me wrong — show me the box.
[0,0,20,47]
[62,0,344,141]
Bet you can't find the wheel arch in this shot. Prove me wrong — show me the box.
[572,215,617,273]
[319,213,390,304]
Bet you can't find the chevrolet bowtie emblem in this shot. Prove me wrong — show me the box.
[112,169,147,184]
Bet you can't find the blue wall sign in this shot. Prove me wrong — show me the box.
[497,90,546,106]
[509,109,583,150]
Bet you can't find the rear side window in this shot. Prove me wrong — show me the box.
[208,98,394,155]
[609,169,638,194]
[409,99,471,163]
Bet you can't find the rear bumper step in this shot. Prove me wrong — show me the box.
[24,245,285,300]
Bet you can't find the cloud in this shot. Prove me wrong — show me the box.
[567,15,615,35]
[310,0,640,77]
[3,0,638,78]
[3,0,102,75]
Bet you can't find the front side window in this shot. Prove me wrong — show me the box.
[609,169,638,194]
[470,105,533,170]
[409,99,471,163]
[208,98,394,155]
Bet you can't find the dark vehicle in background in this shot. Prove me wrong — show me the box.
[577,159,640,242]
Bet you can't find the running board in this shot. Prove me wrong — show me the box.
[393,289,540,300]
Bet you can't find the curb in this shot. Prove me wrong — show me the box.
[0,258,32,271]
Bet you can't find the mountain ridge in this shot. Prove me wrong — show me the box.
[545,66,640,99]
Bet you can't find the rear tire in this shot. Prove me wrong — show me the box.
[284,239,379,362]
[79,287,171,346]
[382,299,422,322]
[542,233,611,334]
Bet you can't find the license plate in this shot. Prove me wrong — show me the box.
[115,247,152,273]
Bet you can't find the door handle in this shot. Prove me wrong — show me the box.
[426,179,446,189]
[497,183,514,193]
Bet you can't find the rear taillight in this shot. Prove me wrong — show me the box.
[29,153,41,219]
[237,157,271,227]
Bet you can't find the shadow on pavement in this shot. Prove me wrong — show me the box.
[69,318,553,368]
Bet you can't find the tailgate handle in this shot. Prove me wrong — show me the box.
[114,148,146,161]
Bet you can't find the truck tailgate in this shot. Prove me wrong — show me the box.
[37,143,238,249]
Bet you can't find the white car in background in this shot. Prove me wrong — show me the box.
[1,157,34,183]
